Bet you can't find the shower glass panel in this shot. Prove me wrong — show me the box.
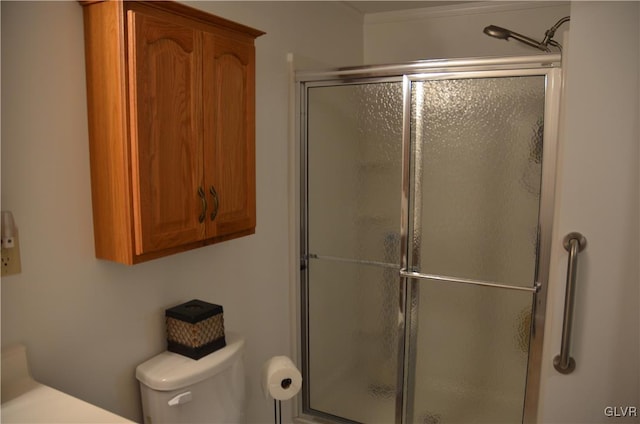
[308,260,401,423]
[305,82,404,422]
[409,77,545,286]
[406,76,545,423]
[407,283,533,423]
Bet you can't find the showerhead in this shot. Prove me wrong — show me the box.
[482,24,549,51]
[483,25,511,40]
[483,16,570,52]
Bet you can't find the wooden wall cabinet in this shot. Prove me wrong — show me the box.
[80,1,264,264]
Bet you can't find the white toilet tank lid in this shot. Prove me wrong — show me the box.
[136,333,244,391]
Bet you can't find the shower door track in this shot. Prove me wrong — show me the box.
[296,55,561,82]
[298,54,562,424]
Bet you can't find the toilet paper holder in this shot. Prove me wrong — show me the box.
[262,356,302,424]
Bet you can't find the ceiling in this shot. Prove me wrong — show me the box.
[344,1,471,14]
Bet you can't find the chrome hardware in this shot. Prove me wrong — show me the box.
[309,253,400,270]
[198,187,207,223]
[168,391,192,406]
[209,186,219,221]
[553,232,587,374]
[399,269,538,293]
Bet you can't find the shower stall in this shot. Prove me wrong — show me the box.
[298,55,562,423]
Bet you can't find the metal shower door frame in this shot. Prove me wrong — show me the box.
[297,54,562,424]
[298,75,406,424]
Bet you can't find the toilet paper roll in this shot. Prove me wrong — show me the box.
[261,356,302,401]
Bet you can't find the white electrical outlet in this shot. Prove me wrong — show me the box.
[1,235,21,276]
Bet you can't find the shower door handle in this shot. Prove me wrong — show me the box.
[553,232,587,374]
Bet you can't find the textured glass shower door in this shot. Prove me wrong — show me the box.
[304,81,405,423]
[300,57,561,424]
[405,76,546,423]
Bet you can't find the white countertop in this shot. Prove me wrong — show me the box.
[1,344,134,423]
[2,382,134,423]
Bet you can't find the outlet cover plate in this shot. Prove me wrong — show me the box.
[1,238,21,276]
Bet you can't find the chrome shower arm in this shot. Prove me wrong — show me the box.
[542,16,571,46]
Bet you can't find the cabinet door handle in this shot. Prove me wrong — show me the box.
[198,186,207,223]
[209,186,219,221]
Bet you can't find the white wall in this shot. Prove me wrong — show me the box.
[364,1,570,63]
[0,1,362,422]
[539,2,640,422]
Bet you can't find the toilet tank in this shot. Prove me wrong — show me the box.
[136,334,245,424]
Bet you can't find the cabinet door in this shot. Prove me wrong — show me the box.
[128,11,205,254]
[203,33,256,238]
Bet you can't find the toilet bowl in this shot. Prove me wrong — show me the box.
[136,333,245,423]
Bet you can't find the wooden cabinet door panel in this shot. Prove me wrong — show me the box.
[129,11,204,254]
[203,33,256,238]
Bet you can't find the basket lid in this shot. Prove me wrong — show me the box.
[165,299,223,323]
[136,333,243,391]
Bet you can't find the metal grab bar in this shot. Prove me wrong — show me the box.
[553,232,587,374]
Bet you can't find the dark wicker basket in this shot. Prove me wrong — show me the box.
[165,299,226,360]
